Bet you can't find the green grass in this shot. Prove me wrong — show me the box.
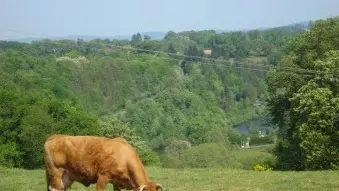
[233,147,272,159]
[0,166,338,191]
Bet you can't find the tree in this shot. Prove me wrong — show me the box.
[164,30,176,40]
[18,105,56,169]
[267,17,339,170]
[184,44,203,61]
[144,34,151,41]
[135,40,162,52]
[167,42,176,53]
[290,81,339,169]
[267,51,283,66]
[65,49,79,58]
[131,32,142,46]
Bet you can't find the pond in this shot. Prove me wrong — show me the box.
[233,118,271,135]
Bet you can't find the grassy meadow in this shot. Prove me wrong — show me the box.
[1,166,338,191]
[1,148,338,191]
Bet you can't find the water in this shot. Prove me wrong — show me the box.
[233,118,271,135]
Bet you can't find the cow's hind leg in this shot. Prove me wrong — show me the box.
[96,175,110,191]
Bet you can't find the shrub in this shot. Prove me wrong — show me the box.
[0,143,21,168]
[160,139,190,168]
[233,148,277,170]
[250,135,275,145]
[138,149,160,166]
[181,143,238,168]
[160,154,184,169]
[252,163,273,171]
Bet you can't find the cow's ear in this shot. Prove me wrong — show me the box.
[156,184,163,191]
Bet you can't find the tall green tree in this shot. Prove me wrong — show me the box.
[267,17,339,170]
[131,32,143,46]
[164,30,177,40]
[144,34,151,41]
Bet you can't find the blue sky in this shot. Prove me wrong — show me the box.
[0,0,338,39]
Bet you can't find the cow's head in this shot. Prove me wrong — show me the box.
[139,181,163,191]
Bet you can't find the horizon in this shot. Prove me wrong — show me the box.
[1,0,339,40]
[0,18,329,42]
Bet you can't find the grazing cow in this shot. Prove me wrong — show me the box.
[43,134,163,191]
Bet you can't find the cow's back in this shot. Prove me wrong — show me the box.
[44,135,113,184]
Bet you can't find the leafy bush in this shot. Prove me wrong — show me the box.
[160,139,191,168]
[161,142,242,169]
[234,148,277,170]
[250,135,275,145]
[139,150,160,166]
[252,163,273,171]
[181,143,238,168]
[0,143,21,168]
[160,154,184,169]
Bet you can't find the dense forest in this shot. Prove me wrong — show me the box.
[0,17,338,171]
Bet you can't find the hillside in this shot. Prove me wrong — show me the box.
[0,39,269,167]
[0,17,338,172]
[0,25,277,169]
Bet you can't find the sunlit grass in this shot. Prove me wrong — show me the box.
[1,166,338,191]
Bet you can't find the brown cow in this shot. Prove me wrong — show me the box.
[43,134,163,191]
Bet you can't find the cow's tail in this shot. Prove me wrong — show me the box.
[44,140,52,191]
[45,168,50,191]
[43,139,59,191]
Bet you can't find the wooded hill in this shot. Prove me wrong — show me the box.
[1,17,337,170]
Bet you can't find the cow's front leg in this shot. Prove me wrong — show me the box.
[61,170,73,190]
[96,175,109,191]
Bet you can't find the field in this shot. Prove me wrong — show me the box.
[1,166,338,191]
[0,147,338,191]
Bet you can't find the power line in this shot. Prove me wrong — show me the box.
[111,44,272,68]
[109,45,338,77]
[63,40,335,76]
[0,28,338,77]
[108,46,270,73]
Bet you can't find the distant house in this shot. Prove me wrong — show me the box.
[203,49,212,56]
